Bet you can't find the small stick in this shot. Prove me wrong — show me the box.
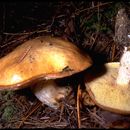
[77,84,81,128]
[58,103,64,122]
[75,2,112,15]
[17,46,32,63]
[111,44,116,61]
[17,101,42,128]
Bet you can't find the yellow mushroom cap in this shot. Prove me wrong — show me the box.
[85,62,130,115]
[0,36,92,90]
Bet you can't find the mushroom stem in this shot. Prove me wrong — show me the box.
[31,80,71,109]
[116,47,130,86]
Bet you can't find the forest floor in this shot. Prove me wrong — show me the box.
[0,1,130,128]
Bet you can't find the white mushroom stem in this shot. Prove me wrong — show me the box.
[31,80,71,109]
[116,47,130,85]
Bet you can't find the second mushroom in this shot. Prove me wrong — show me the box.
[84,46,130,114]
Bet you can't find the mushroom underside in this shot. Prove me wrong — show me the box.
[85,62,130,114]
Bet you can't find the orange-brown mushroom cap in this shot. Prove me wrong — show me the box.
[0,36,92,90]
[85,62,130,115]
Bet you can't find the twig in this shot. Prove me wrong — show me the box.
[16,101,42,128]
[90,33,99,50]
[86,108,108,128]
[0,35,28,48]
[111,43,116,61]
[3,28,50,36]
[17,45,32,63]
[14,97,27,111]
[58,103,64,122]
[97,2,100,33]
[77,84,81,128]
[2,3,6,32]
[75,2,112,15]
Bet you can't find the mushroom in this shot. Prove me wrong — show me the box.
[84,46,130,114]
[0,36,92,109]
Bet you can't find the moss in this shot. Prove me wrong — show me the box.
[0,90,17,122]
[1,105,15,121]
[0,90,14,100]
[79,2,126,34]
